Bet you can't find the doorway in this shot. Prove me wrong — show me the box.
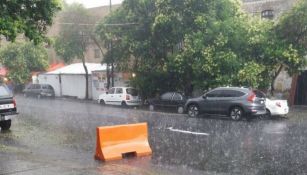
[294,71,307,105]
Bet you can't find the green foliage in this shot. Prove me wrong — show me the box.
[0,42,48,84]
[0,1,61,43]
[54,3,97,99]
[54,3,93,62]
[275,0,307,53]
[238,62,265,88]
[97,0,306,98]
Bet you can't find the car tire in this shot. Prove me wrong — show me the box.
[121,101,127,108]
[149,104,154,111]
[100,99,105,105]
[229,107,243,121]
[187,104,199,117]
[260,109,271,120]
[0,120,11,131]
[177,106,184,114]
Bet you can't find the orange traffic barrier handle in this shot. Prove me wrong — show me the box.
[95,123,152,161]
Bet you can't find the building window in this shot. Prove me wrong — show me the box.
[94,49,100,58]
[261,10,274,19]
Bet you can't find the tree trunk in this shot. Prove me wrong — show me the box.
[271,65,283,96]
[111,62,114,87]
[107,63,110,89]
[81,55,89,99]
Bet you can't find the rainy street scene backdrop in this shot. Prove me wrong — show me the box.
[1,0,307,174]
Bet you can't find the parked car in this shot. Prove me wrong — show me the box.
[147,92,187,114]
[98,87,141,107]
[23,84,55,98]
[261,98,289,118]
[184,87,266,120]
[0,84,18,131]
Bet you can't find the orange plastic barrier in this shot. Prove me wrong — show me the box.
[95,123,152,161]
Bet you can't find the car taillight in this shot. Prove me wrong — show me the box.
[13,98,16,108]
[126,95,130,100]
[276,102,281,107]
[247,92,256,103]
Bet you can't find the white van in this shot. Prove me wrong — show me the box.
[98,87,141,107]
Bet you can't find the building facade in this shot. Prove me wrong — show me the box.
[242,0,299,20]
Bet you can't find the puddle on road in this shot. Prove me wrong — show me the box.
[263,122,288,134]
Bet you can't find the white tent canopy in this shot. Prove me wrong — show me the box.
[38,63,108,99]
[46,63,107,75]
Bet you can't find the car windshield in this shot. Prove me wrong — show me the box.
[0,85,11,97]
[126,88,138,96]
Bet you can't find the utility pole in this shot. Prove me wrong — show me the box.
[106,0,112,89]
[110,0,115,87]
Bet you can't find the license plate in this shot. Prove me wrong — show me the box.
[0,104,14,110]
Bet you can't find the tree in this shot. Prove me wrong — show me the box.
[0,1,61,43]
[54,3,96,99]
[263,0,307,94]
[0,42,48,84]
[275,0,307,53]
[97,0,306,98]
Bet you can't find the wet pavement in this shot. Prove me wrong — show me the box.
[1,96,307,174]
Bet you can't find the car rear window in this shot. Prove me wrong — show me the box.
[173,93,183,100]
[0,85,11,97]
[253,90,266,98]
[126,88,138,96]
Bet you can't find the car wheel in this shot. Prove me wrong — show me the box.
[177,106,184,114]
[188,104,199,117]
[149,104,154,111]
[229,107,243,121]
[259,109,271,120]
[0,120,11,131]
[100,99,105,105]
[121,101,127,108]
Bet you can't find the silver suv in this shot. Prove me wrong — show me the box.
[184,87,266,120]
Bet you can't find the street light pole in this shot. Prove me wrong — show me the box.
[109,0,115,87]
[106,0,112,89]
[110,0,115,87]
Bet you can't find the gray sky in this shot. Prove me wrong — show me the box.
[65,0,124,8]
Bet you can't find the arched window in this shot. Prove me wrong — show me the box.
[261,10,274,19]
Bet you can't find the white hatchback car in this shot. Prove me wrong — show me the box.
[263,98,289,118]
[98,87,141,107]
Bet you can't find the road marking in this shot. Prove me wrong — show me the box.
[167,127,210,136]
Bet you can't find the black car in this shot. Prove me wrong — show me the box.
[23,84,55,98]
[184,87,266,120]
[147,92,187,114]
[0,84,18,131]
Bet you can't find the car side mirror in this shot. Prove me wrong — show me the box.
[202,94,207,99]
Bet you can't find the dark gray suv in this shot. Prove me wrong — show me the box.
[184,87,266,120]
[23,84,55,99]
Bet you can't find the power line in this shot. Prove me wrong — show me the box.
[57,22,138,26]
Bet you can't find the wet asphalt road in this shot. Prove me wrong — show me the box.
[1,96,307,175]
